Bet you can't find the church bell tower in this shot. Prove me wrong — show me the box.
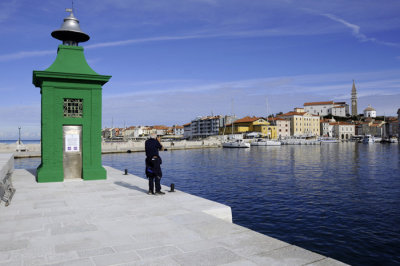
[351,80,358,116]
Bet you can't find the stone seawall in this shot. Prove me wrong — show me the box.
[1,139,222,158]
[102,139,221,153]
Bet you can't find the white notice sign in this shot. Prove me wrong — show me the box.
[65,134,80,152]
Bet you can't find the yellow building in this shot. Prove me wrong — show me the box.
[220,116,277,139]
[279,109,320,137]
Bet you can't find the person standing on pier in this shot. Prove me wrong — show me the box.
[145,133,165,195]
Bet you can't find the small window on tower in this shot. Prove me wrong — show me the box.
[63,98,83,118]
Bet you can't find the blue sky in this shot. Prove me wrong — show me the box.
[1,0,400,139]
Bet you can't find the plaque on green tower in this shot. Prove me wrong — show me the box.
[32,9,111,182]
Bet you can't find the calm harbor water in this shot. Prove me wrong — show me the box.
[15,143,400,265]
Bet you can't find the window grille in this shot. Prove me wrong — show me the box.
[63,98,83,117]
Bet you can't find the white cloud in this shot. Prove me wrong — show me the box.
[0,26,329,62]
[0,49,54,62]
[322,13,399,47]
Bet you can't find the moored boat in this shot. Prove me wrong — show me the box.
[362,135,375,144]
[251,139,281,146]
[319,137,339,143]
[222,139,250,148]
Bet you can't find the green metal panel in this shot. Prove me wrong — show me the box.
[33,45,111,182]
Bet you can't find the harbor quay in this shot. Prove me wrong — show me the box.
[0,154,347,266]
[0,139,222,159]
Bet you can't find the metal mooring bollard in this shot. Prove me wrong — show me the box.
[170,183,175,192]
[124,169,128,175]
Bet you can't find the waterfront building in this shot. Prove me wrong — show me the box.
[274,118,291,139]
[383,117,399,139]
[356,120,385,137]
[351,80,358,116]
[112,128,123,138]
[364,105,377,118]
[123,126,136,139]
[191,116,221,138]
[141,126,151,136]
[183,123,192,139]
[172,125,184,136]
[102,128,112,139]
[279,109,320,137]
[190,115,236,139]
[330,122,355,140]
[320,118,335,137]
[222,116,277,139]
[304,101,349,117]
[151,125,169,136]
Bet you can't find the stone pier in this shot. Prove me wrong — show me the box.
[0,165,347,265]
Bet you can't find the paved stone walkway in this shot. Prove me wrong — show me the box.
[0,167,347,266]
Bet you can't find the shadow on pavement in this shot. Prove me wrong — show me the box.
[114,181,148,193]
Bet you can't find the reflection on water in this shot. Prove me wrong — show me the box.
[15,143,400,265]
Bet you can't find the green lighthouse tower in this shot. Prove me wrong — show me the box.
[33,9,111,182]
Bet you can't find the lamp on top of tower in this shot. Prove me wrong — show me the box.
[51,8,90,46]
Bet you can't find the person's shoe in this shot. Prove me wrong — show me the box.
[147,190,155,195]
[155,191,165,195]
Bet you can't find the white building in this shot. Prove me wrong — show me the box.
[364,105,376,118]
[331,105,347,117]
[172,125,184,136]
[123,126,136,139]
[331,122,355,140]
[304,101,349,117]
[151,126,169,136]
[275,118,291,138]
[321,118,335,137]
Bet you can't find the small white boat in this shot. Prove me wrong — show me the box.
[222,139,250,148]
[363,135,375,144]
[319,137,339,143]
[251,139,281,146]
[389,137,398,143]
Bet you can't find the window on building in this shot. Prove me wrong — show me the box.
[63,98,83,118]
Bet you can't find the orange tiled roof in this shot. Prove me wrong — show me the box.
[304,101,334,106]
[274,117,289,121]
[183,123,191,127]
[280,111,307,116]
[174,125,184,129]
[234,116,261,123]
[152,125,169,130]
